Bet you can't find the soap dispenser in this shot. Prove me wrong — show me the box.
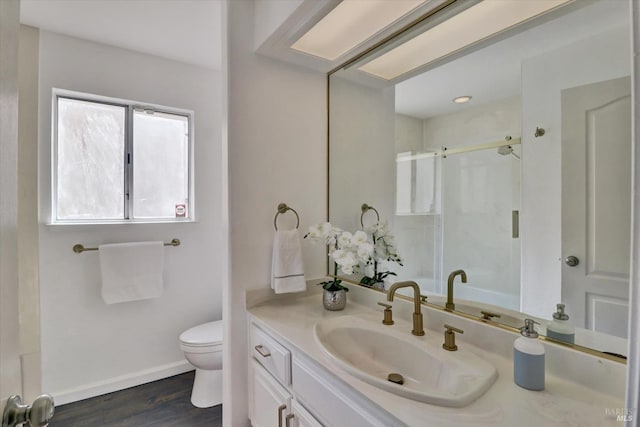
[546,303,575,344]
[514,319,545,391]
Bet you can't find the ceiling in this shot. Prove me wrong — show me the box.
[394,0,629,119]
[20,0,222,70]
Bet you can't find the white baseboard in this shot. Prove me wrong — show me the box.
[53,360,194,405]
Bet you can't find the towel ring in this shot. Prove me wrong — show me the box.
[274,203,300,231]
[360,203,380,227]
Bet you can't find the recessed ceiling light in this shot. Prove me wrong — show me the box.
[453,95,472,104]
[290,0,427,61]
[359,0,573,80]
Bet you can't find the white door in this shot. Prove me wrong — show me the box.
[562,76,631,337]
[1,0,23,417]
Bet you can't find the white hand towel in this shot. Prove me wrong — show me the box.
[99,241,164,304]
[271,229,306,294]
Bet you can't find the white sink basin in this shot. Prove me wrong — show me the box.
[314,315,497,407]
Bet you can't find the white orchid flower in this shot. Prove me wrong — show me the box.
[331,249,345,262]
[338,231,353,248]
[306,224,322,239]
[328,235,338,250]
[357,242,374,263]
[341,265,354,275]
[320,222,332,237]
[337,252,358,275]
[351,230,368,245]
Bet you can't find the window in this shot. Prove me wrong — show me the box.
[395,151,437,215]
[53,90,193,223]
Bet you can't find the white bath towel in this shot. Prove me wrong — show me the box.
[99,241,165,304]
[271,229,306,294]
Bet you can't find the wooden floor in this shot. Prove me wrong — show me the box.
[50,371,222,427]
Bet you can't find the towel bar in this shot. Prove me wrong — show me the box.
[274,203,299,230]
[73,238,180,253]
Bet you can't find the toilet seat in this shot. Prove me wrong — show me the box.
[180,320,223,347]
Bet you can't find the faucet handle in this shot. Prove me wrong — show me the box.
[443,324,464,351]
[420,295,428,303]
[377,302,394,325]
[480,310,502,321]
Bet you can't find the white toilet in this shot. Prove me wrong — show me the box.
[179,320,223,408]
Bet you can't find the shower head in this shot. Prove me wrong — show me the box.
[497,145,520,160]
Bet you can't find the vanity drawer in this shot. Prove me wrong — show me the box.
[250,323,291,386]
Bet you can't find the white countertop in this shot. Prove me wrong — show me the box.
[248,291,625,427]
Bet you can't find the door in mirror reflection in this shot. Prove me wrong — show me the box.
[562,77,631,338]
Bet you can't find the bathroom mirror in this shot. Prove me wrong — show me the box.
[328,0,631,358]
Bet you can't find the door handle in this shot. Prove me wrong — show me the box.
[285,413,295,427]
[2,394,55,427]
[565,256,580,267]
[277,404,286,427]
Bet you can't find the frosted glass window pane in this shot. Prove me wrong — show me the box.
[56,98,125,220]
[396,152,412,213]
[415,157,435,213]
[133,111,189,219]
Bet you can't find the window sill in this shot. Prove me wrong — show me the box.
[44,219,197,229]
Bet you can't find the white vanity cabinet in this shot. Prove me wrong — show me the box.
[250,359,292,427]
[250,321,318,427]
[249,320,403,427]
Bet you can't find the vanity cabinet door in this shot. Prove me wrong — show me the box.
[250,360,291,427]
[288,400,322,427]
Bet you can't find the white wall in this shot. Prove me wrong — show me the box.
[521,25,630,318]
[18,24,41,401]
[329,76,395,233]
[253,0,304,50]
[225,0,327,425]
[0,0,22,409]
[36,31,223,403]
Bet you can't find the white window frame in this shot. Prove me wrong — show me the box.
[51,88,195,224]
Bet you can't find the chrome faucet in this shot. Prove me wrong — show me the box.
[387,281,424,336]
[446,270,467,310]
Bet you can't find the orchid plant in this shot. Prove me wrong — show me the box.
[305,222,374,292]
[305,220,402,291]
[359,220,403,288]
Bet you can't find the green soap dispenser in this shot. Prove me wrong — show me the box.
[546,303,575,344]
[514,319,545,391]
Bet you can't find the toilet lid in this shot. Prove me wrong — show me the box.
[180,320,223,347]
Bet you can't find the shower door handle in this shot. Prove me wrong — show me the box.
[565,256,579,267]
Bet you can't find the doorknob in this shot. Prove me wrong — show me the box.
[2,394,55,427]
[565,256,580,267]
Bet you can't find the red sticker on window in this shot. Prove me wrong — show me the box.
[175,204,186,218]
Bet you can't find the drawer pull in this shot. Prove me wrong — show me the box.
[278,404,286,427]
[255,344,271,358]
[285,413,295,427]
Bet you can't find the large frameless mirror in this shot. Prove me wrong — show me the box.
[328,0,630,359]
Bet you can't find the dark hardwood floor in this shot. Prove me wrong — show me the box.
[50,371,222,427]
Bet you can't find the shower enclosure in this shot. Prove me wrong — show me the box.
[394,139,522,312]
